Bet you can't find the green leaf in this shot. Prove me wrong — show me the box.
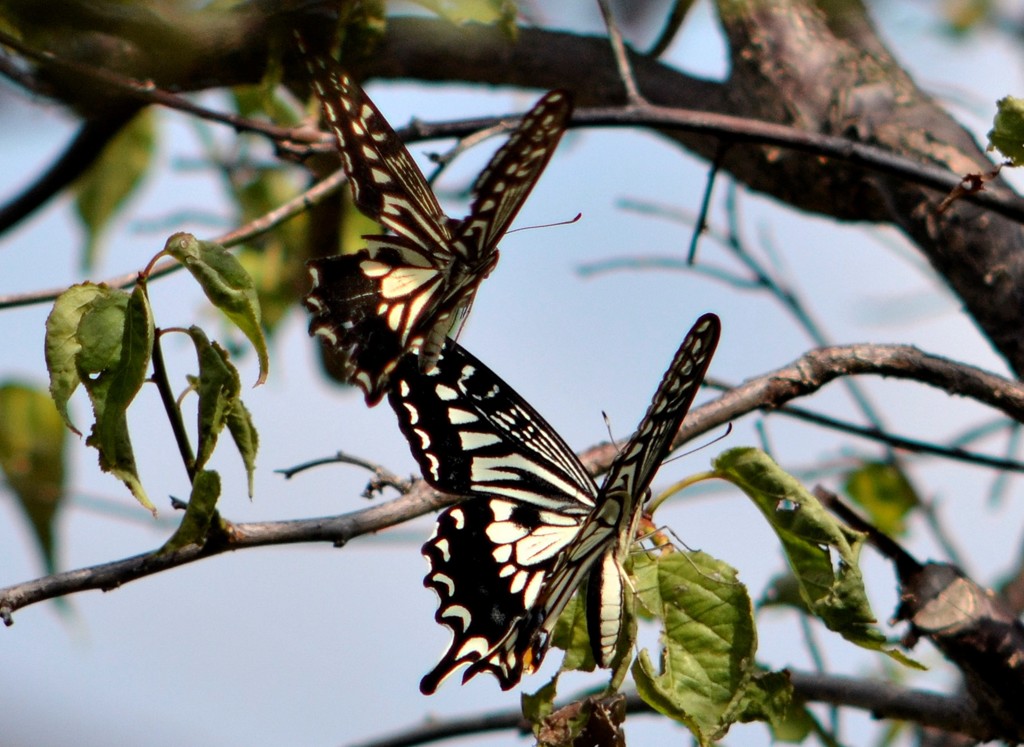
[46,282,156,510]
[988,95,1024,165]
[187,328,240,471]
[764,691,817,744]
[185,327,258,496]
[45,283,110,433]
[222,110,308,333]
[80,285,155,512]
[713,447,914,663]
[160,470,222,552]
[340,192,382,254]
[231,165,308,332]
[521,679,559,728]
[942,0,993,34]
[630,550,756,745]
[550,592,598,673]
[76,291,130,372]
[225,396,258,498]
[0,382,67,574]
[843,461,918,536]
[163,233,269,385]
[74,109,155,269]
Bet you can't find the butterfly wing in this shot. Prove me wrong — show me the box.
[295,33,450,246]
[419,498,585,693]
[453,89,573,261]
[392,318,719,691]
[497,314,722,672]
[305,235,447,403]
[598,314,721,509]
[387,340,598,691]
[297,34,569,401]
[418,90,573,370]
[388,339,597,511]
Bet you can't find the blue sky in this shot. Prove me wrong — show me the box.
[2,3,1023,745]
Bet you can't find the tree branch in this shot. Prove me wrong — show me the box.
[582,342,1024,475]
[3,341,1021,620]
[344,674,994,747]
[7,9,1024,373]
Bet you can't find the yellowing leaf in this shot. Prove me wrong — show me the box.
[0,382,67,573]
[45,283,110,433]
[79,285,155,512]
[843,461,918,536]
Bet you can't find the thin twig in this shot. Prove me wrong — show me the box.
[585,192,891,436]
[0,167,347,311]
[646,0,693,58]
[596,0,645,105]
[3,97,1023,310]
[686,145,727,264]
[743,396,1024,474]
[0,29,302,143]
[277,450,413,497]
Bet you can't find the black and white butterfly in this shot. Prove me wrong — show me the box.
[296,33,573,405]
[387,314,720,693]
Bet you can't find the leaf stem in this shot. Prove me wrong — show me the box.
[151,327,196,483]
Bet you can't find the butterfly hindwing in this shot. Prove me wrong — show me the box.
[420,498,584,693]
[306,236,447,396]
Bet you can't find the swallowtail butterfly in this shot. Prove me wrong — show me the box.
[296,33,573,405]
[387,314,720,693]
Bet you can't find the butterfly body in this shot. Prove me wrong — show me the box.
[388,314,720,692]
[297,33,572,404]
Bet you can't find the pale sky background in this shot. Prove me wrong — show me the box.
[2,2,1024,745]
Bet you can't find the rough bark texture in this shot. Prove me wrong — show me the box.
[357,5,1024,378]
[11,2,1023,379]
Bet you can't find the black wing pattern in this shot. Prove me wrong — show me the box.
[296,33,572,405]
[387,314,720,693]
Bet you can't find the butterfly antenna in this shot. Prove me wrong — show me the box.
[600,409,628,457]
[506,212,582,234]
[661,422,733,467]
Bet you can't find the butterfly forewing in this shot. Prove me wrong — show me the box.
[295,33,448,245]
[454,90,573,260]
[297,32,572,404]
[600,313,721,513]
[389,339,597,511]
